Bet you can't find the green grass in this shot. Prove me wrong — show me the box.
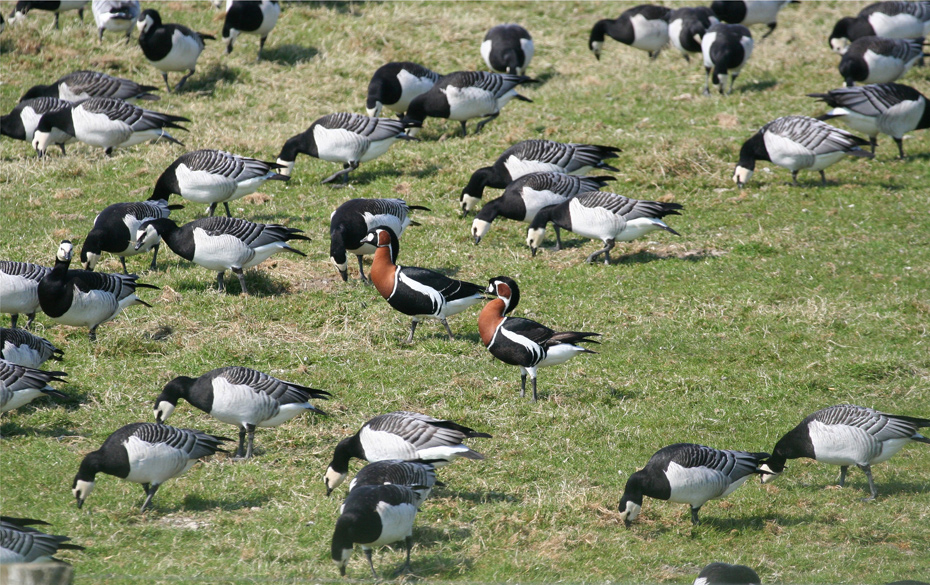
[1,1,929,583]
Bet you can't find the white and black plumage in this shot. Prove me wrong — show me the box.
[19,70,160,103]
[471,172,614,247]
[365,62,442,118]
[479,277,599,402]
[80,200,181,274]
[668,6,719,61]
[324,411,491,495]
[329,198,429,282]
[276,113,413,183]
[589,5,671,60]
[0,359,67,414]
[331,484,426,579]
[91,0,140,42]
[150,149,290,217]
[701,23,753,95]
[154,366,330,460]
[0,517,83,564]
[1,328,63,369]
[733,115,873,187]
[8,1,86,29]
[364,227,486,343]
[0,261,50,329]
[135,217,309,294]
[31,96,188,157]
[481,24,534,75]
[527,191,682,264]
[759,404,930,500]
[460,140,622,215]
[400,71,535,137]
[222,0,280,60]
[72,422,230,512]
[694,562,761,585]
[830,1,930,54]
[839,36,923,87]
[710,0,793,40]
[2,97,74,155]
[618,443,768,526]
[349,460,438,508]
[809,83,930,158]
[137,9,215,93]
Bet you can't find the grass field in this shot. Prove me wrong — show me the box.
[1,1,929,583]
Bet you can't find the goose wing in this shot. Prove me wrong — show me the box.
[442,71,531,98]
[665,443,767,481]
[367,412,471,448]
[181,149,282,180]
[860,1,930,20]
[319,113,405,142]
[217,366,330,404]
[809,84,922,116]
[0,359,67,391]
[130,423,229,459]
[812,405,929,441]
[0,261,50,282]
[765,116,866,154]
[59,71,155,101]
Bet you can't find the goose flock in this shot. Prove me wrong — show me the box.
[1,1,928,583]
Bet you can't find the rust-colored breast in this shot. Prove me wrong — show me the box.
[369,246,396,300]
[478,298,506,347]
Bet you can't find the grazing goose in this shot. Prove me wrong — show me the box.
[460,140,622,215]
[137,9,215,93]
[589,5,671,60]
[19,70,160,102]
[669,6,719,62]
[2,98,74,155]
[759,404,930,500]
[619,443,768,526]
[329,198,429,282]
[135,217,309,294]
[480,276,599,402]
[331,484,426,579]
[91,0,140,42]
[72,422,230,512]
[694,562,761,585]
[809,83,930,158]
[222,0,280,60]
[701,23,753,95]
[365,62,442,118]
[154,366,330,460]
[733,115,873,187]
[839,37,923,86]
[38,241,158,341]
[81,199,181,273]
[527,191,683,264]
[0,359,67,414]
[349,460,438,508]
[362,227,485,343]
[1,328,63,369]
[830,1,930,54]
[400,71,535,137]
[150,149,290,217]
[481,24,534,75]
[31,97,188,157]
[8,1,86,29]
[471,172,614,246]
[710,0,793,40]
[0,517,84,563]
[276,113,413,183]
[324,411,491,495]
[0,261,50,329]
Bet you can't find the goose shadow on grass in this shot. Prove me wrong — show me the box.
[311,164,441,187]
[634,511,819,537]
[179,493,271,513]
[434,489,516,505]
[0,420,79,438]
[259,44,318,65]
[176,64,239,96]
[168,271,295,297]
[737,79,778,93]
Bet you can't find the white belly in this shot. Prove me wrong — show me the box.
[362,501,416,547]
[192,230,255,271]
[665,462,741,506]
[176,164,239,203]
[150,30,203,72]
[314,126,370,163]
[861,50,910,84]
[869,13,926,39]
[53,287,120,328]
[629,14,669,52]
[123,436,194,484]
[72,107,132,147]
[0,274,41,316]
[444,86,498,121]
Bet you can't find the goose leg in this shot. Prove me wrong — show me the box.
[761,23,776,40]
[554,226,563,250]
[174,68,196,93]
[25,313,35,329]
[604,239,615,265]
[162,73,172,93]
[440,318,455,341]
[460,121,469,136]
[120,256,129,275]
[791,170,799,186]
[585,240,613,264]
[10,314,18,329]
[690,506,701,525]
[819,170,826,186]
[519,370,527,398]
[321,162,358,184]
[837,465,848,487]
[207,202,218,217]
[859,464,878,501]
[356,255,368,282]
[233,267,249,295]
[140,483,160,512]
[88,325,99,342]
[703,67,712,96]
[869,136,877,154]
[54,13,60,29]
[223,202,232,217]
[894,137,905,159]
[245,424,256,459]
[149,244,160,271]
[474,113,499,134]
[405,319,419,343]
[234,427,247,458]
[364,548,378,580]
[392,535,413,577]
[58,143,67,155]
[217,271,226,292]
[258,36,268,61]
[531,375,538,402]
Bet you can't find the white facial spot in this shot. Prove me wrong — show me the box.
[366,101,383,117]
[73,479,95,506]
[275,158,295,177]
[461,194,480,215]
[405,127,421,138]
[471,219,491,241]
[591,40,603,57]
[325,467,346,492]
[154,401,175,424]
[526,227,545,250]
[620,501,641,522]
[830,38,849,54]
[733,166,753,186]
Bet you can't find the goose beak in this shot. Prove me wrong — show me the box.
[530,246,538,257]
[473,235,481,245]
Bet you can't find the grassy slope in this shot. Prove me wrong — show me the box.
[1,1,929,582]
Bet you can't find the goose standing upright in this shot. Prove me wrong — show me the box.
[0,359,67,414]
[838,36,923,86]
[668,6,719,62]
[2,98,74,155]
[481,24,534,75]
[137,9,215,93]
[91,0,140,42]
[589,5,672,60]
[19,70,160,102]
[710,0,793,40]
[8,1,86,29]
[0,261,50,329]
[80,199,181,273]
[0,517,84,563]
[701,23,754,95]
[365,62,442,118]
[829,1,930,54]
[222,0,280,60]
[0,328,63,369]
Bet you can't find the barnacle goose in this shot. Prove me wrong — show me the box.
[81,199,181,273]
[701,23,754,95]
[91,0,140,42]
[276,113,413,183]
[839,36,923,86]
[329,198,429,282]
[150,149,290,217]
[710,0,794,40]
[8,1,86,30]
[809,83,929,158]
[2,98,74,155]
[135,217,309,294]
[480,276,599,402]
[31,97,188,157]
[527,191,682,264]
[400,71,535,137]
[733,115,873,187]
[460,139,621,215]
[137,9,215,93]
[481,24,534,75]
[669,6,719,62]
[0,517,83,563]
[0,261,51,329]
[19,70,160,102]
[760,404,930,500]
[72,422,230,512]
[349,460,438,508]
[362,227,485,343]
[154,366,330,460]
[222,0,280,60]
[589,5,671,60]
[365,62,442,118]
[619,443,768,526]
[324,411,491,495]
[1,328,63,369]
[830,1,930,54]
[694,562,761,585]
[0,359,67,414]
